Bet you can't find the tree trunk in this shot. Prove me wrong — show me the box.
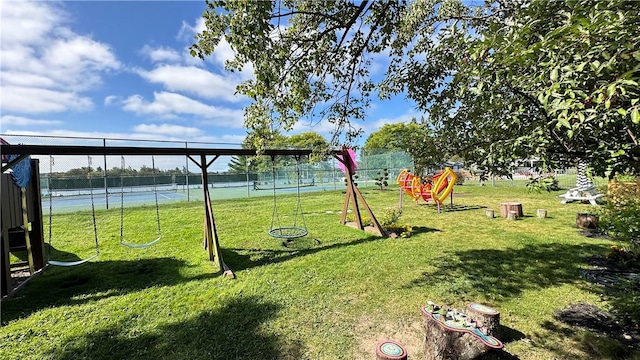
[466,303,501,338]
[422,309,499,360]
[500,202,523,218]
[536,209,547,218]
[485,209,494,218]
[576,213,598,229]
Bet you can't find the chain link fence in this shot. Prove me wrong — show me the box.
[2,134,608,213]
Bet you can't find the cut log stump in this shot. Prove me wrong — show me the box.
[506,211,517,221]
[422,307,503,360]
[376,340,408,360]
[536,209,547,219]
[485,209,495,219]
[500,202,523,218]
[576,213,598,229]
[466,303,500,338]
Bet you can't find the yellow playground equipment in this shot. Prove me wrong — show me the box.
[397,167,457,212]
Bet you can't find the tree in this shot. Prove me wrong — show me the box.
[363,118,444,175]
[192,0,640,177]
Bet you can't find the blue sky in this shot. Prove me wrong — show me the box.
[0,1,421,163]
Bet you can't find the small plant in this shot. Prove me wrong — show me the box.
[374,168,389,190]
[526,174,559,193]
[378,207,402,226]
[385,224,413,238]
[454,169,471,185]
[604,245,640,270]
[343,173,359,187]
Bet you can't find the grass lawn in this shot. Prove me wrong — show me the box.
[1,185,637,359]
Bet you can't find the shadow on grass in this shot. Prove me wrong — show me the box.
[1,257,215,324]
[224,230,423,272]
[418,203,487,212]
[48,296,297,360]
[534,320,636,359]
[405,242,604,300]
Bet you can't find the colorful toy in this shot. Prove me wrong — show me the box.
[397,168,457,212]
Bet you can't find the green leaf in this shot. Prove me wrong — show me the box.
[631,108,640,124]
[618,108,627,116]
[550,68,558,82]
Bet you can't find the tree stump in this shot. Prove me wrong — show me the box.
[466,303,500,338]
[576,213,598,229]
[422,307,503,360]
[376,340,408,360]
[485,209,494,219]
[536,209,547,219]
[500,202,523,218]
[506,211,517,221]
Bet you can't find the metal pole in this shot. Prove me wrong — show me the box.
[103,138,109,209]
[246,156,250,198]
[185,142,190,202]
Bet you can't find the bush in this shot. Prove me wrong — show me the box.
[605,245,640,270]
[599,196,640,251]
[374,168,389,190]
[606,278,640,328]
[454,169,471,185]
[525,174,559,193]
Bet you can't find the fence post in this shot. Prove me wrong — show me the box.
[185,142,190,202]
[103,138,109,209]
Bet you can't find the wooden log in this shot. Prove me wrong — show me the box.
[576,213,598,229]
[422,307,502,360]
[506,211,517,221]
[376,340,407,360]
[500,202,523,218]
[536,209,547,219]
[466,303,501,338]
[485,209,494,219]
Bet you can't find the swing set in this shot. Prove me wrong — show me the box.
[2,144,385,284]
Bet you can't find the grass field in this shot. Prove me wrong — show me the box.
[1,184,637,359]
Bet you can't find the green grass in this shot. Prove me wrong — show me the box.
[1,185,638,359]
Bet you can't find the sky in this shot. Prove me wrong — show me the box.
[0,0,422,170]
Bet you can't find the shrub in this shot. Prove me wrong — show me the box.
[374,169,389,190]
[454,169,471,185]
[378,207,402,226]
[599,196,640,251]
[606,279,640,328]
[605,245,640,270]
[525,174,559,193]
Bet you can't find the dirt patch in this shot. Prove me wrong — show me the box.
[579,229,612,239]
[354,315,424,359]
[554,303,640,349]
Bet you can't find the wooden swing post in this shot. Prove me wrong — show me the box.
[335,150,387,237]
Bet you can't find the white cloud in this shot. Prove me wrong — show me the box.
[0,1,120,114]
[133,123,202,137]
[0,115,64,128]
[176,17,254,78]
[121,91,244,127]
[136,65,243,102]
[0,86,93,113]
[104,95,122,106]
[140,45,182,63]
[177,17,206,41]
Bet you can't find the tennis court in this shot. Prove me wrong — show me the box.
[45,181,349,213]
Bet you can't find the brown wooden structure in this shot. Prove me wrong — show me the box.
[1,159,46,297]
[2,144,384,281]
[499,202,523,219]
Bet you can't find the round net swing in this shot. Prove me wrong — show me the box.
[268,155,308,239]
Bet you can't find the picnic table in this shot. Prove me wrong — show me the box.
[557,186,604,206]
